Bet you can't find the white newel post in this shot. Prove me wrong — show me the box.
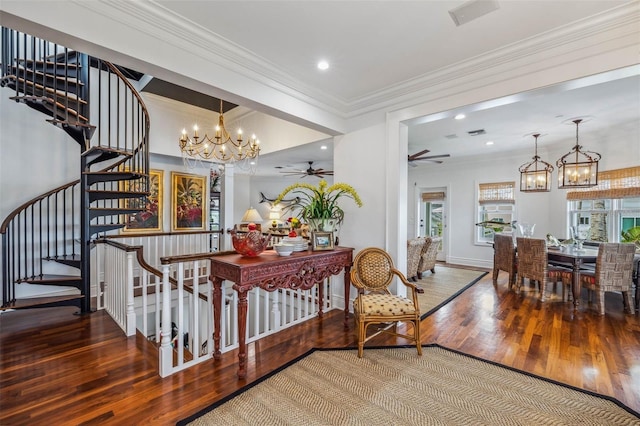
[160,264,173,377]
[125,252,136,336]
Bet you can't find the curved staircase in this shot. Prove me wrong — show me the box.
[1,27,150,313]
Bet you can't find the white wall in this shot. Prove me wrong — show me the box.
[0,95,79,220]
[408,125,640,268]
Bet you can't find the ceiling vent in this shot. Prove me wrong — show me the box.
[468,129,486,136]
[449,0,500,26]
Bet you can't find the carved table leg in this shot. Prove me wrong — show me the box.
[212,277,223,359]
[343,265,351,330]
[237,289,249,379]
[572,260,582,308]
[318,279,324,318]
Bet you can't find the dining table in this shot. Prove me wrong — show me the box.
[547,245,599,307]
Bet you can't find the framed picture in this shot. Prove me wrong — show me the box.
[121,169,163,233]
[312,231,334,251]
[171,171,206,231]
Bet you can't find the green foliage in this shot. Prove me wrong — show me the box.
[621,226,640,244]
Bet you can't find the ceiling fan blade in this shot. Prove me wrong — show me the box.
[412,158,444,164]
[408,149,431,161]
[411,154,451,161]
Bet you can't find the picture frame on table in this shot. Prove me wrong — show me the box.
[312,231,334,251]
[120,169,163,233]
[171,171,207,232]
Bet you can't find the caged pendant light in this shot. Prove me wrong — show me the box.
[556,119,600,189]
[519,133,554,192]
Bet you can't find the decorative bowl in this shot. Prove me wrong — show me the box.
[230,227,271,257]
[274,243,294,256]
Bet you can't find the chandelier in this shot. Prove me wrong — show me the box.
[179,99,260,166]
[519,133,554,192]
[556,119,600,189]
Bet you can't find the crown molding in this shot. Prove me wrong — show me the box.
[67,1,640,123]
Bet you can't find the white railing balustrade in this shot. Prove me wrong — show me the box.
[98,236,334,377]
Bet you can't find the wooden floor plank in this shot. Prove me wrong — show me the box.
[1,266,638,425]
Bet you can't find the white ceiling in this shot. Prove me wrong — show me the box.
[8,1,634,176]
[151,0,640,176]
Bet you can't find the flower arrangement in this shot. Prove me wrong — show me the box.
[287,217,301,228]
[275,180,363,224]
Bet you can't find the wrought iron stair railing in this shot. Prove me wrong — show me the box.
[0,26,150,312]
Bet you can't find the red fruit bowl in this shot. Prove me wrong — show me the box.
[231,228,271,257]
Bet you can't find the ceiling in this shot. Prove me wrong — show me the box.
[143,1,638,176]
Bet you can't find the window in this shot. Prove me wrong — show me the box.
[476,181,515,244]
[566,167,640,242]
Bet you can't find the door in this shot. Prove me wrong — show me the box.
[419,188,446,261]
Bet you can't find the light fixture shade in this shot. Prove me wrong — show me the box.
[268,210,280,220]
[557,161,599,188]
[519,134,553,192]
[241,207,263,223]
[556,119,600,189]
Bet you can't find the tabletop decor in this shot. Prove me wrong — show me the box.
[287,216,301,237]
[230,223,271,257]
[274,179,363,232]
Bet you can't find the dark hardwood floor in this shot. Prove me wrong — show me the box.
[1,266,639,425]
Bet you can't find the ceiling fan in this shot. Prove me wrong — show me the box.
[280,161,334,178]
[408,149,450,166]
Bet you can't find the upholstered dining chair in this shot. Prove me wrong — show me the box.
[493,233,517,289]
[350,247,423,358]
[516,237,572,301]
[406,238,425,281]
[580,243,636,315]
[417,236,441,279]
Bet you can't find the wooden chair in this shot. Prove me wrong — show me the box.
[493,233,517,289]
[351,247,423,358]
[417,236,441,278]
[516,237,572,300]
[580,243,636,315]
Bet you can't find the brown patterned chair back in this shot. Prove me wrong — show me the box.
[582,243,636,314]
[516,237,568,300]
[493,234,517,288]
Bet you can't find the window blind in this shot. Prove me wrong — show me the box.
[566,166,640,200]
[479,181,515,204]
[421,191,445,201]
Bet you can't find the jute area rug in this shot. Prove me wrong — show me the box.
[416,266,487,319]
[179,345,639,425]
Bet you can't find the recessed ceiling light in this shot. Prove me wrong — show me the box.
[486,141,494,146]
[320,145,327,150]
[317,60,329,71]
[454,113,466,120]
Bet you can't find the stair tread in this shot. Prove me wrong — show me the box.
[1,294,83,310]
[18,58,80,69]
[10,65,82,85]
[44,254,81,261]
[9,93,89,122]
[82,146,134,158]
[23,274,81,284]
[2,75,85,102]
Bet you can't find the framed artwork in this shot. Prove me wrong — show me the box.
[121,169,163,233]
[312,231,334,251]
[171,171,206,231]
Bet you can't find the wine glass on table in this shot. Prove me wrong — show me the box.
[570,224,590,251]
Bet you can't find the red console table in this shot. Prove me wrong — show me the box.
[209,247,354,378]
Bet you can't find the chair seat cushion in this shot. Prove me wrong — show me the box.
[581,272,596,285]
[355,294,416,316]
